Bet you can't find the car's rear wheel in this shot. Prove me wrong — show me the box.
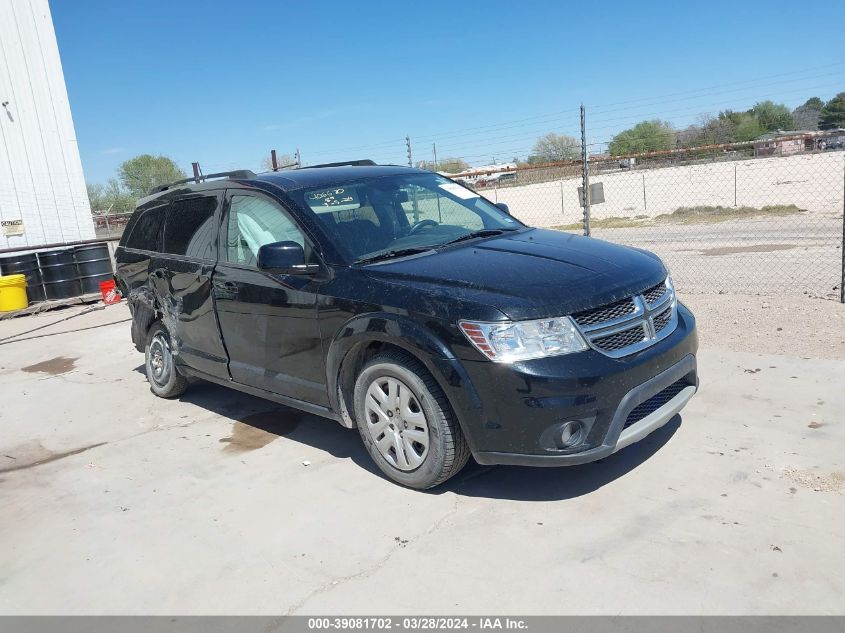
[145,322,188,399]
[353,350,470,489]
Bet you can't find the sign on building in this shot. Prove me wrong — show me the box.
[1,219,25,237]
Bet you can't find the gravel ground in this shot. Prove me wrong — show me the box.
[682,293,845,359]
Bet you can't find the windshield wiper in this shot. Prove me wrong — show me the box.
[439,228,514,247]
[354,247,434,265]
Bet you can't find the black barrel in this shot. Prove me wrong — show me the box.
[74,243,114,294]
[38,249,82,300]
[0,252,46,303]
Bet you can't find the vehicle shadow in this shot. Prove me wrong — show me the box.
[163,375,383,478]
[138,367,681,501]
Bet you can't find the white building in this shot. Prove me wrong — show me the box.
[0,0,94,250]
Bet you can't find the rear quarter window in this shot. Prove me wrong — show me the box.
[124,206,165,251]
[162,196,218,259]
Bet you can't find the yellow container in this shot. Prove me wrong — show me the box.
[0,274,28,312]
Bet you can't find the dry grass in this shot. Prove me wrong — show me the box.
[551,205,805,231]
[654,204,805,225]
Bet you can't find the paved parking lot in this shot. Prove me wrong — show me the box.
[1,298,843,614]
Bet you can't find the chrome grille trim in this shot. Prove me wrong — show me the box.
[573,278,678,358]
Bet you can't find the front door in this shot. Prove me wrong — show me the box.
[212,191,328,406]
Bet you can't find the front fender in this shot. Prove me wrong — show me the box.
[325,312,484,452]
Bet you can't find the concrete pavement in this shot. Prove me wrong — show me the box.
[0,302,843,614]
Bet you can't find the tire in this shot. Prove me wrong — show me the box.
[144,321,189,399]
[353,350,470,489]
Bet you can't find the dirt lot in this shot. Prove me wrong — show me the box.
[1,296,843,615]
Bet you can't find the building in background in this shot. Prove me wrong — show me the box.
[0,0,94,251]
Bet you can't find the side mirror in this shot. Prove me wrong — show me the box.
[495,202,510,215]
[258,241,319,275]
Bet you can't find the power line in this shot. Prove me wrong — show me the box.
[306,62,844,160]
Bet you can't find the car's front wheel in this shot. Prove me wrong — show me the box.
[144,322,188,399]
[353,350,470,489]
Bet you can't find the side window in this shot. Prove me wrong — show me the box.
[162,196,218,259]
[225,195,304,267]
[125,206,165,251]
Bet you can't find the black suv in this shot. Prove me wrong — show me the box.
[115,162,698,488]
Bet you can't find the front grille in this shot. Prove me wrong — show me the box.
[624,379,689,428]
[643,282,669,305]
[653,305,673,332]
[571,277,678,358]
[592,324,647,352]
[572,298,636,327]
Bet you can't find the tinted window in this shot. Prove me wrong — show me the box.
[125,206,165,251]
[163,196,218,259]
[225,195,304,267]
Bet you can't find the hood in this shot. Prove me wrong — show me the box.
[364,228,667,320]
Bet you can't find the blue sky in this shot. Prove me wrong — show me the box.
[51,0,845,183]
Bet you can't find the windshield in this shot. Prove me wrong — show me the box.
[292,172,523,263]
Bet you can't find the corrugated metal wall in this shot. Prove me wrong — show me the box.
[0,0,94,250]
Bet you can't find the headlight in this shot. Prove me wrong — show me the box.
[459,316,588,362]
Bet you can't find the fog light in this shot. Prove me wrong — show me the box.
[558,421,583,448]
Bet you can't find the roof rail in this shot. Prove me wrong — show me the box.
[150,169,256,195]
[305,159,377,169]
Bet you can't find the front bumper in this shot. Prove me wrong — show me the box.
[453,302,698,466]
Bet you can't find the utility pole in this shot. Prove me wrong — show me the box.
[295,148,301,167]
[406,135,419,221]
[433,142,442,221]
[580,104,591,237]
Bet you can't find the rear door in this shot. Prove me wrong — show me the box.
[157,192,229,378]
[212,190,328,406]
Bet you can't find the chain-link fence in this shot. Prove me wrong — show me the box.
[91,211,133,239]
[85,135,845,302]
[452,141,845,301]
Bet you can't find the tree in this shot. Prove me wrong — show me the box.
[529,133,580,163]
[699,113,736,145]
[608,120,676,156]
[87,179,135,214]
[118,154,185,198]
[419,157,470,173]
[732,113,766,142]
[820,93,845,130]
[261,153,296,171]
[676,124,704,148]
[792,97,824,130]
[750,101,794,132]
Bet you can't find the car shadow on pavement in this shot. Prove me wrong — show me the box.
[168,377,383,478]
[143,368,681,501]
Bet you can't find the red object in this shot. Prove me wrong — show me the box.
[99,280,122,304]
